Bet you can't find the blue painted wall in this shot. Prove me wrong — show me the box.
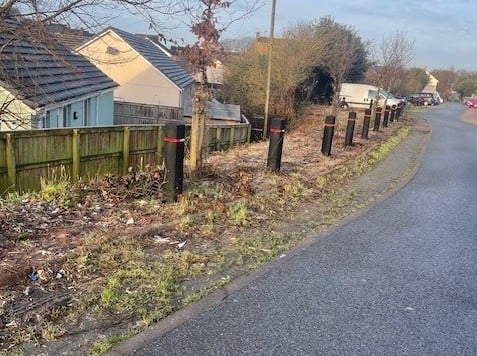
[97,91,114,126]
[43,90,114,128]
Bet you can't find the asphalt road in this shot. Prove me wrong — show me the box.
[134,103,477,355]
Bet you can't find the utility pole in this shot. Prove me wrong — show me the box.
[263,0,276,139]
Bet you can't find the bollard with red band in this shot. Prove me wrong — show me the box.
[344,111,357,146]
[373,107,382,131]
[267,118,287,171]
[383,105,390,128]
[321,115,335,156]
[164,122,185,202]
[361,109,371,139]
[390,104,397,123]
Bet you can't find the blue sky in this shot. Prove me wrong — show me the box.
[115,0,476,70]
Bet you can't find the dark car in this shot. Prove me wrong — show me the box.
[407,92,438,106]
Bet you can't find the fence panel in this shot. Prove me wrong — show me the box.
[0,122,250,194]
[114,101,183,124]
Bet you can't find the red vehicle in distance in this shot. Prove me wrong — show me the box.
[467,98,477,109]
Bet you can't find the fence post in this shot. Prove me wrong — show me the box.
[6,133,16,190]
[321,115,335,156]
[156,125,164,166]
[164,122,185,202]
[267,118,286,172]
[229,126,235,148]
[373,107,382,131]
[344,111,357,146]
[361,109,371,139]
[216,126,222,150]
[72,129,80,182]
[122,127,130,175]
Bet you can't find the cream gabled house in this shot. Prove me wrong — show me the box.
[77,28,195,110]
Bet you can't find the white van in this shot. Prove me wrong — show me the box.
[338,83,402,109]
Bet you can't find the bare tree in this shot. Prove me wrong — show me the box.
[370,31,414,92]
[0,1,178,33]
[314,17,369,116]
[177,0,261,171]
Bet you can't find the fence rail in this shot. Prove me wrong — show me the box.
[0,123,251,194]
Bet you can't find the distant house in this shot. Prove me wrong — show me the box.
[168,46,225,88]
[77,28,195,110]
[422,70,439,93]
[0,27,117,131]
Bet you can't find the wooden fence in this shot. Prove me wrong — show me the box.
[113,101,183,124]
[0,123,251,194]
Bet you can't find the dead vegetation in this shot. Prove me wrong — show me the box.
[0,105,416,355]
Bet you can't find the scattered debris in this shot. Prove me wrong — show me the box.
[154,236,171,244]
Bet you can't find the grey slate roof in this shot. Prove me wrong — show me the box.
[0,30,117,110]
[109,28,195,90]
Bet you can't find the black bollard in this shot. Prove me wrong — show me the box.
[164,122,185,202]
[321,115,335,156]
[395,105,401,121]
[361,109,371,139]
[383,105,390,128]
[390,104,396,123]
[267,118,287,172]
[373,107,382,131]
[344,111,356,146]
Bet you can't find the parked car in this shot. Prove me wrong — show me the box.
[467,98,477,108]
[407,92,438,106]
